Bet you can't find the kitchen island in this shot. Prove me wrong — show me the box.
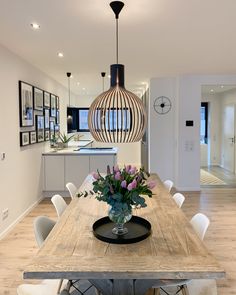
[42,140,117,194]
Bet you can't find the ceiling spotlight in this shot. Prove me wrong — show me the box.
[31,23,40,30]
[210,89,214,92]
[108,75,111,79]
[82,87,86,90]
[221,85,224,88]
[57,52,64,58]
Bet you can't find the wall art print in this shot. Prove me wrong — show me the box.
[19,81,34,127]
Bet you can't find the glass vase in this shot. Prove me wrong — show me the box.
[108,206,132,235]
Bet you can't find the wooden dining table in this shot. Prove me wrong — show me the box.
[24,174,225,295]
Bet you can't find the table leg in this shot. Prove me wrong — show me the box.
[89,279,163,295]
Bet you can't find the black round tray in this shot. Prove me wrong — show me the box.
[92,216,151,244]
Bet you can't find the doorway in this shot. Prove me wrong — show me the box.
[200,85,236,187]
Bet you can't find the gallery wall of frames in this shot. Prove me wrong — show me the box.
[19,80,60,146]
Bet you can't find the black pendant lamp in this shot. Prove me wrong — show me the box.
[67,72,73,124]
[88,1,147,143]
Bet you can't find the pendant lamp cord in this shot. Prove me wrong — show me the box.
[116,18,119,64]
[68,77,71,106]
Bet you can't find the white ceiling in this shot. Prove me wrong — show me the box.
[1,0,236,97]
[202,85,236,94]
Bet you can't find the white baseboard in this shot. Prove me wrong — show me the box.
[175,186,201,192]
[0,196,44,240]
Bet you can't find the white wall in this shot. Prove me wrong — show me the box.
[149,75,236,191]
[149,77,176,181]
[0,44,76,237]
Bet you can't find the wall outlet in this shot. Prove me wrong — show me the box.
[2,208,9,221]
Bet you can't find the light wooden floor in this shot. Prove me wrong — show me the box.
[201,166,236,187]
[0,189,236,295]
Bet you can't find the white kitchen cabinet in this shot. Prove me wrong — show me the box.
[43,149,117,192]
[89,155,117,173]
[65,155,90,189]
[44,156,65,191]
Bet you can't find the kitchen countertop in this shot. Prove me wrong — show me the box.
[42,147,118,156]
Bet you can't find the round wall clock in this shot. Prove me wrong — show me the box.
[153,96,172,114]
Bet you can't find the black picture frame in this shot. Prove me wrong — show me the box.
[50,94,56,117]
[56,110,60,124]
[30,131,37,144]
[19,81,34,127]
[45,130,50,141]
[34,87,44,111]
[20,132,30,146]
[44,91,50,108]
[36,115,45,142]
[56,96,60,110]
[44,108,50,129]
[50,120,55,140]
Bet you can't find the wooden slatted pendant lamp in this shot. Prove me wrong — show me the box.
[88,1,147,143]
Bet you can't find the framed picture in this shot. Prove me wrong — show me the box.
[45,130,50,141]
[44,109,50,129]
[50,120,55,140]
[34,87,44,111]
[56,110,60,124]
[36,115,45,142]
[20,132,30,146]
[19,81,34,127]
[56,96,60,110]
[50,94,56,117]
[30,131,37,144]
[55,124,60,137]
[44,91,50,108]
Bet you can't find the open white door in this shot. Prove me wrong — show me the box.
[222,104,235,173]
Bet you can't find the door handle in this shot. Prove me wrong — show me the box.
[229,137,235,143]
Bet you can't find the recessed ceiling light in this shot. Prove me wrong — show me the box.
[31,23,40,30]
[221,85,224,88]
[108,75,111,79]
[82,87,86,90]
[210,89,214,92]
[57,52,64,58]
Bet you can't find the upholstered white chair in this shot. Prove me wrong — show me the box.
[66,182,78,199]
[51,194,67,218]
[173,193,185,208]
[152,213,210,295]
[163,179,174,192]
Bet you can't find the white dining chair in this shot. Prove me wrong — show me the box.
[34,215,56,248]
[51,194,68,218]
[17,216,66,295]
[190,213,210,241]
[66,182,78,199]
[152,213,210,295]
[163,179,174,192]
[173,193,185,208]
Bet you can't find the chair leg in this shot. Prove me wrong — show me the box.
[181,284,189,295]
[57,279,63,294]
[95,289,102,295]
[154,288,161,295]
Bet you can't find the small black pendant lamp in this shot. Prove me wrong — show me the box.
[88,1,147,143]
[67,72,73,124]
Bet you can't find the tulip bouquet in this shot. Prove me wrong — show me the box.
[78,165,156,232]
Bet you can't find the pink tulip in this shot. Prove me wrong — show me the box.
[121,180,127,188]
[91,172,99,180]
[127,179,137,191]
[115,171,121,180]
[129,166,137,175]
[114,165,120,173]
[147,180,156,189]
[125,165,131,173]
